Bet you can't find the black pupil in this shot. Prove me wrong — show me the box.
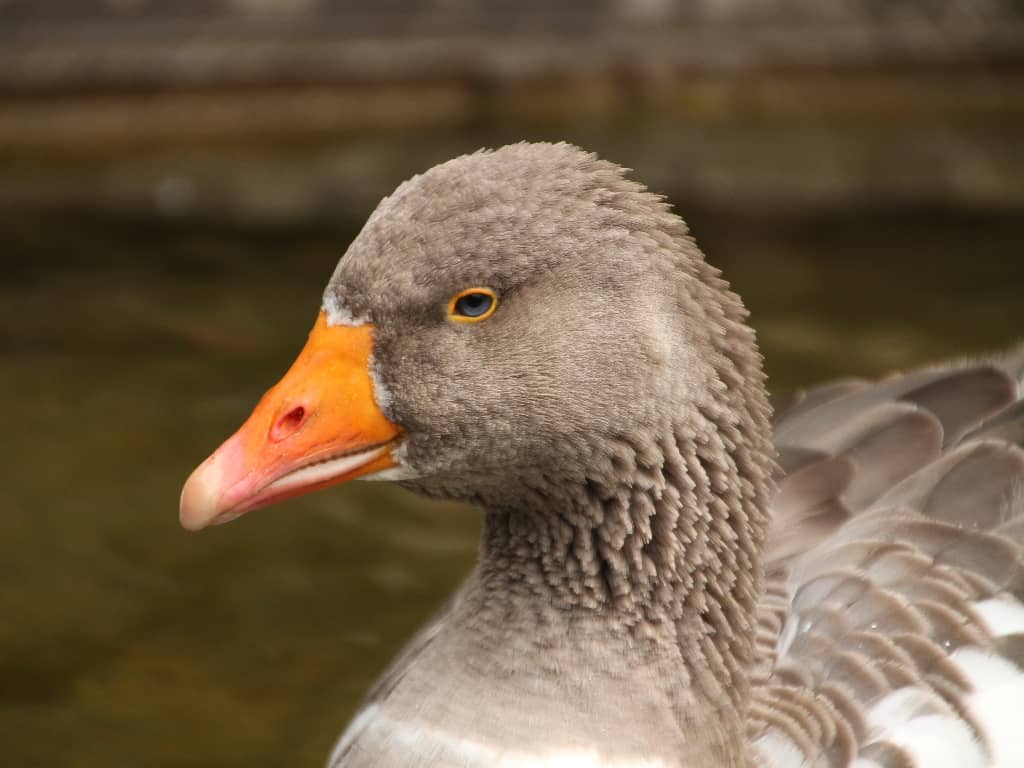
[456,293,492,317]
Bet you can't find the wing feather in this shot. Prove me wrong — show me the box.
[753,354,1024,767]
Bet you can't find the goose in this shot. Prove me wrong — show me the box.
[179,142,1024,768]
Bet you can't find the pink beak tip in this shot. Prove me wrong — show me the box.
[179,456,226,532]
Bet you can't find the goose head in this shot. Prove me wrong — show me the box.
[179,142,772,565]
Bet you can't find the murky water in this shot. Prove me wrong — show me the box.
[2,208,1021,766]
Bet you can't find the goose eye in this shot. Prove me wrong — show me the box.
[448,288,498,323]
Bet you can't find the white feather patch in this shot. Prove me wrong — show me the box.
[867,686,953,724]
[322,294,368,327]
[877,714,984,768]
[952,647,1024,768]
[865,687,986,768]
[971,596,1024,637]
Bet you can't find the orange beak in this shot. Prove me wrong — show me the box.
[179,311,402,531]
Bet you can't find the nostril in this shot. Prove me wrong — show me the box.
[271,405,307,441]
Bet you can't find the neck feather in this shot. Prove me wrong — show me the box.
[476,412,769,713]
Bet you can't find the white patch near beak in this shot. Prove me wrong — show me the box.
[322,295,369,327]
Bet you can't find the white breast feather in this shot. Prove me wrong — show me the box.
[328,704,671,768]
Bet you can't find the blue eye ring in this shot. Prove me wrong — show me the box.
[448,288,498,323]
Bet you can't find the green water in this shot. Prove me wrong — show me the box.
[2,209,1021,766]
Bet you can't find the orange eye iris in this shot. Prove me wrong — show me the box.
[448,288,498,323]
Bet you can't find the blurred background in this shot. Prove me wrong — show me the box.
[2,1,1022,765]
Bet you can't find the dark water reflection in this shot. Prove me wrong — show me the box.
[2,208,1021,765]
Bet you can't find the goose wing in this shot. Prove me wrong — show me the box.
[752,348,1024,768]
